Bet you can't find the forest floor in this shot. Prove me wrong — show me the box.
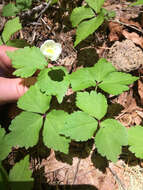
[1,0,143,189]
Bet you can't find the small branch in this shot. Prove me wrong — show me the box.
[20,0,52,19]
[109,19,143,34]
[109,166,126,190]
[73,159,81,184]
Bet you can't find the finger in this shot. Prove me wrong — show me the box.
[0,45,17,72]
[0,77,36,105]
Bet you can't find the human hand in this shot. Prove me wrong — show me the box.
[0,45,35,105]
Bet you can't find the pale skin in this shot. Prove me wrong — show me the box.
[0,45,28,105]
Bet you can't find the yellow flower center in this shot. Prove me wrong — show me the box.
[46,48,54,54]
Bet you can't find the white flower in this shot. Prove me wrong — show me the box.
[40,40,62,61]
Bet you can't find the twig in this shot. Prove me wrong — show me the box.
[73,159,81,184]
[30,0,52,44]
[20,2,49,19]
[109,19,143,34]
[109,166,126,190]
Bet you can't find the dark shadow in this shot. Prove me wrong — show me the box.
[91,150,109,173]
[120,146,142,167]
[55,140,94,165]
[77,48,99,67]
[48,69,65,82]
[106,103,124,118]
[0,182,98,190]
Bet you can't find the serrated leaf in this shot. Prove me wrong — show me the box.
[98,72,138,95]
[69,67,96,91]
[60,111,98,141]
[128,126,143,158]
[76,91,107,120]
[9,155,33,190]
[37,66,69,103]
[2,17,21,43]
[7,112,43,148]
[7,46,48,77]
[18,85,51,114]
[0,127,12,161]
[90,58,116,82]
[70,6,94,27]
[85,0,105,13]
[2,3,19,17]
[43,110,70,154]
[95,119,128,162]
[74,15,104,46]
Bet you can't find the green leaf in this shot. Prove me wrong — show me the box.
[0,39,3,45]
[76,91,107,120]
[43,110,70,154]
[69,67,96,91]
[2,17,21,43]
[98,72,138,95]
[60,111,98,141]
[0,127,12,161]
[37,66,69,103]
[91,58,116,82]
[70,6,94,27]
[2,4,19,17]
[128,126,143,158]
[85,0,105,13]
[74,14,104,46]
[9,155,33,190]
[7,112,43,148]
[6,39,30,48]
[16,0,32,10]
[18,85,51,114]
[130,0,143,6]
[7,46,48,77]
[95,119,128,162]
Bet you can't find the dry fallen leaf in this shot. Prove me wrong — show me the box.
[122,30,143,48]
[138,80,143,105]
[108,21,123,41]
[120,17,142,30]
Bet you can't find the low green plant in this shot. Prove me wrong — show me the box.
[0,17,29,48]
[1,1,143,187]
[70,0,115,46]
[2,0,32,17]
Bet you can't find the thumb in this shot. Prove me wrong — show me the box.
[0,77,36,105]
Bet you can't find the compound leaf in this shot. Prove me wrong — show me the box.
[74,15,104,46]
[43,110,70,154]
[70,6,94,27]
[91,58,116,82]
[95,119,128,162]
[98,72,138,95]
[60,111,98,141]
[128,126,143,158]
[7,46,48,78]
[85,0,105,13]
[76,91,107,120]
[18,85,51,114]
[0,127,12,161]
[9,155,33,190]
[7,112,43,149]
[37,66,69,103]
[69,67,96,91]
[2,17,21,43]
